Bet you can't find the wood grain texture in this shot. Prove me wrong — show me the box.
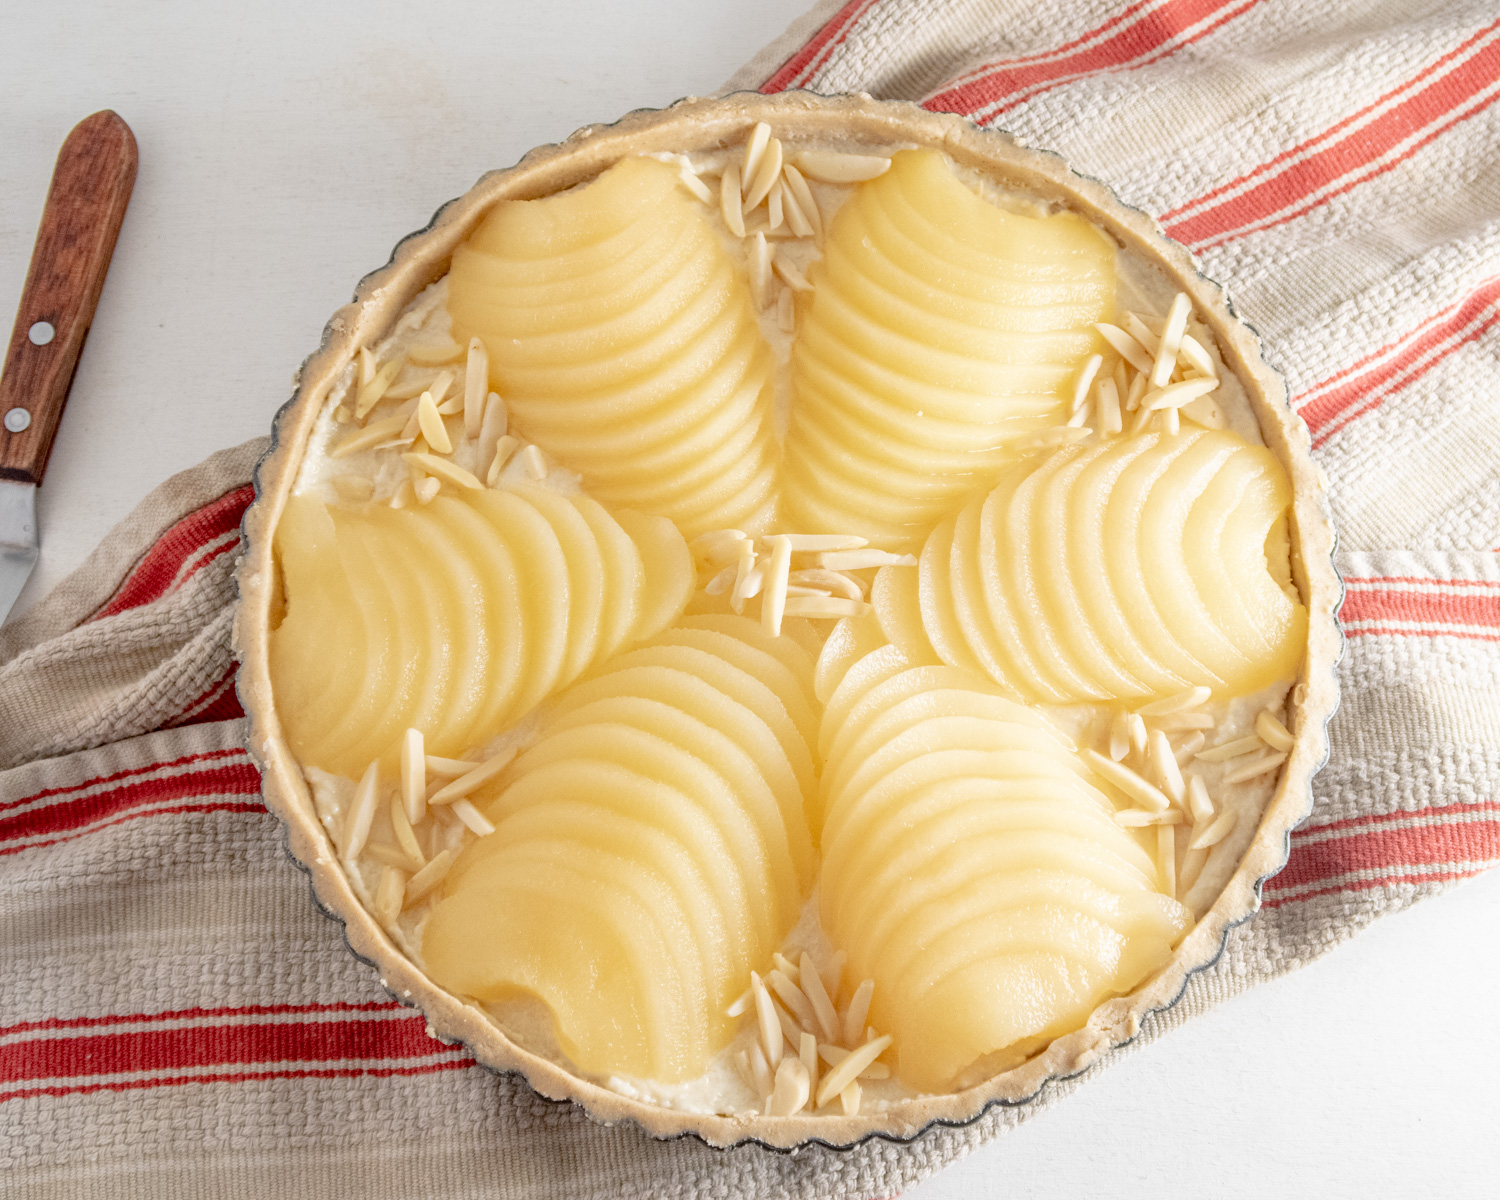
[0,111,137,485]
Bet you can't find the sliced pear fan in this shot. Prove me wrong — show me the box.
[780,148,1116,551]
[449,156,780,538]
[424,616,817,1083]
[268,486,693,777]
[817,640,1189,1092]
[876,430,1307,704]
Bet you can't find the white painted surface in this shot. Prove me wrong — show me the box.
[4,3,1496,1195]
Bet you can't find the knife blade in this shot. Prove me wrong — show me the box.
[0,111,137,622]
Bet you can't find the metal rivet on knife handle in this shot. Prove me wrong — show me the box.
[0,111,138,486]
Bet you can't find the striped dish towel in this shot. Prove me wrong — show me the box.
[4,1,1499,1194]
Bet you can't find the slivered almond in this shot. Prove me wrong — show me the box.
[1097,376,1123,434]
[1178,331,1217,376]
[416,393,452,453]
[1138,686,1211,716]
[425,754,479,779]
[793,149,891,183]
[429,747,518,806]
[768,970,817,1031]
[1151,293,1192,387]
[464,339,488,439]
[1084,749,1172,812]
[1115,807,1184,827]
[386,369,443,402]
[744,138,784,211]
[799,952,841,1044]
[1186,773,1214,824]
[800,1031,819,1100]
[752,972,783,1067]
[1129,713,1148,755]
[741,122,772,184]
[842,979,873,1047]
[402,849,453,908]
[768,1056,811,1116]
[773,255,813,293]
[1072,353,1103,411]
[781,162,821,237]
[691,528,750,565]
[766,179,785,231]
[761,535,793,637]
[1125,312,1161,355]
[1195,734,1264,762]
[1094,323,1155,375]
[818,548,916,570]
[522,444,548,479]
[817,1036,892,1107]
[720,164,746,237]
[817,1043,891,1079]
[1066,400,1093,428]
[402,452,482,491]
[730,541,759,613]
[748,232,773,309]
[1148,729,1186,805]
[477,390,508,474]
[332,414,406,458]
[1109,710,1131,761]
[1224,751,1287,784]
[1144,377,1219,411]
[704,565,737,596]
[407,338,464,366]
[427,369,456,407]
[1160,405,1181,435]
[677,161,713,203]
[389,787,425,869]
[1126,369,1149,412]
[779,170,815,237]
[727,988,753,1019]
[342,760,380,862]
[355,356,404,418]
[450,798,494,837]
[1255,709,1295,751]
[788,568,865,600]
[389,479,415,509]
[374,866,406,928]
[839,1079,861,1116]
[401,728,426,825]
[1190,807,1238,850]
[486,435,519,486]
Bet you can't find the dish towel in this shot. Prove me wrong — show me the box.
[5,2,1500,1196]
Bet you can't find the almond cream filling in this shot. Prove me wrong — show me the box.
[291,138,1297,1116]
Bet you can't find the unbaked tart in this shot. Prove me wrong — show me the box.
[236,92,1340,1148]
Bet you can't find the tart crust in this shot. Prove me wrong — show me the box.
[233,91,1341,1150]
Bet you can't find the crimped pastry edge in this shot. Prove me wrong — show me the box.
[232,91,1343,1152]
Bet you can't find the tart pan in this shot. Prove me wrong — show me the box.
[234,90,1342,1150]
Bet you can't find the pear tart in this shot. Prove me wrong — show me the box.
[235,93,1339,1148]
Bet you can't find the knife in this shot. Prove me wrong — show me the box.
[0,111,137,622]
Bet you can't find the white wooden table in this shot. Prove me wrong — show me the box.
[6,3,1498,1195]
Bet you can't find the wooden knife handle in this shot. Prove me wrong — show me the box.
[0,111,137,485]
